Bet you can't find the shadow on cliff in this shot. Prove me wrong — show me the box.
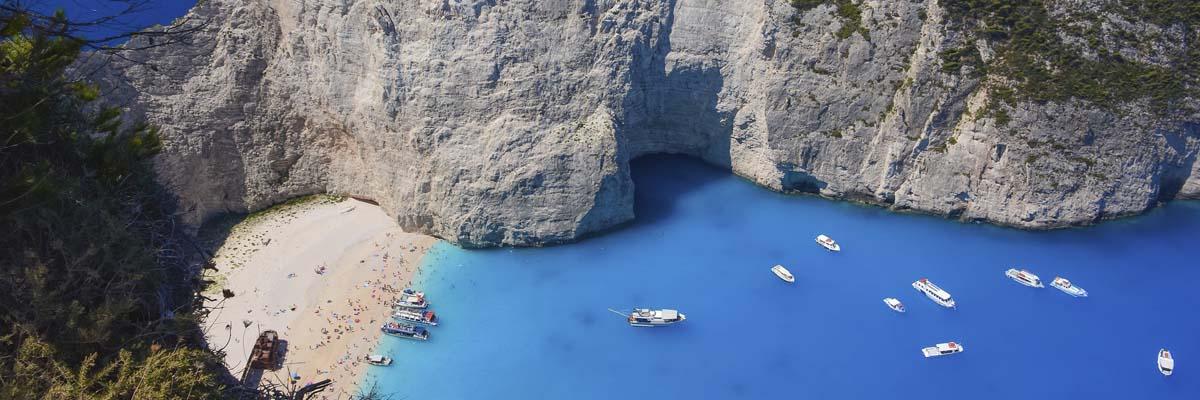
[630,154,729,226]
[619,0,733,168]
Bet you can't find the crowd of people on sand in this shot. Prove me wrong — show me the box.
[286,235,426,392]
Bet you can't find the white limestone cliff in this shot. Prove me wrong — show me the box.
[114,0,1200,247]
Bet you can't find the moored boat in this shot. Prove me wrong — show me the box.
[1051,276,1088,297]
[365,354,392,366]
[395,288,428,309]
[625,308,686,327]
[912,278,956,308]
[771,264,795,283]
[815,234,841,252]
[922,342,964,358]
[1159,349,1174,376]
[1005,268,1044,288]
[883,298,905,313]
[381,322,429,341]
[392,309,438,326]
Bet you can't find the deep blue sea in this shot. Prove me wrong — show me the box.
[365,156,1199,399]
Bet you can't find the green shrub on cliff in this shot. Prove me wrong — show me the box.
[0,7,228,399]
[939,0,1198,113]
[791,0,869,40]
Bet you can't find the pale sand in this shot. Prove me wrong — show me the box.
[203,197,436,397]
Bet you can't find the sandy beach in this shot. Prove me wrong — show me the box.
[202,197,435,398]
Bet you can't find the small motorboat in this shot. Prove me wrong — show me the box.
[1159,349,1174,376]
[922,342,964,358]
[1005,268,1044,288]
[365,354,392,366]
[815,234,841,252]
[883,298,905,313]
[1051,276,1088,297]
[771,265,795,283]
[395,288,428,309]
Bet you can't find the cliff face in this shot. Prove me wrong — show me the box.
[117,0,1200,247]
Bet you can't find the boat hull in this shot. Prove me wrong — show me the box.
[1051,280,1088,297]
[1159,350,1174,376]
[772,266,795,283]
[628,313,687,327]
[383,331,429,341]
[922,347,964,358]
[392,315,438,326]
[883,298,905,313]
[1005,269,1044,288]
[912,281,956,308]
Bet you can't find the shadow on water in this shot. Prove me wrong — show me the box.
[630,155,729,226]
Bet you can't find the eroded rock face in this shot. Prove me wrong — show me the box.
[117,0,1200,247]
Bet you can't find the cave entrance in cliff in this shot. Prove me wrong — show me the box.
[629,154,731,226]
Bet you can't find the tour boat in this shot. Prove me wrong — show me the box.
[1005,268,1044,288]
[381,322,429,341]
[883,298,905,313]
[395,288,428,309]
[771,265,795,283]
[626,308,686,327]
[1159,349,1174,376]
[912,278,956,308]
[365,354,392,366]
[1051,276,1088,297]
[922,342,964,358]
[815,234,841,252]
[392,309,438,326]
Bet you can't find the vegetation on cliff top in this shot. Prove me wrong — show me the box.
[791,0,869,40]
[0,7,228,399]
[938,0,1199,114]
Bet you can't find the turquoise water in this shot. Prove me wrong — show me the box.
[365,156,1199,399]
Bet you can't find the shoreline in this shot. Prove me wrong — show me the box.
[202,197,436,397]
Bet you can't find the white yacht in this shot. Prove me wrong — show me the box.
[815,234,841,252]
[1005,268,1044,288]
[912,278,956,308]
[392,309,438,326]
[1051,277,1088,297]
[771,265,795,283]
[365,354,392,366]
[1159,349,1174,376]
[922,342,964,358]
[625,308,686,327]
[883,298,905,313]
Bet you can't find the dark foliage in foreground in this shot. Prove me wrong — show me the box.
[0,5,229,398]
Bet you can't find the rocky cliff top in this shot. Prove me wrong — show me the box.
[115,0,1199,247]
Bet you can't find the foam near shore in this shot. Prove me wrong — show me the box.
[202,197,435,397]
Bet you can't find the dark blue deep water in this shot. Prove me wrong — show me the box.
[367,156,1198,399]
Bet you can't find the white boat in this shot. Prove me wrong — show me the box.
[771,265,795,283]
[912,278,956,308]
[392,309,438,326]
[365,354,392,366]
[922,342,964,358]
[1159,349,1174,376]
[815,234,841,252]
[625,308,686,327]
[395,288,428,309]
[883,298,905,313]
[381,322,429,341]
[1005,268,1044,288]
[1051,276,1088,297]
